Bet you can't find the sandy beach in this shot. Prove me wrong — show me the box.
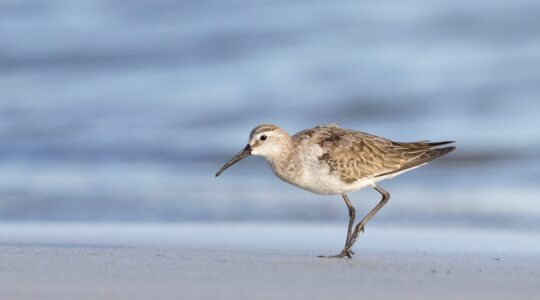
[0,223,539,300]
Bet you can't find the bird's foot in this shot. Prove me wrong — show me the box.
[318,249,354,259]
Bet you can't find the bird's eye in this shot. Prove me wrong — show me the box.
[260,135,267,141]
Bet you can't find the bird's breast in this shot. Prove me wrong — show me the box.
[270,145,370,195]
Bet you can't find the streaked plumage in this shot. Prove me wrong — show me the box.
[293,123,454,185]
[216,123,455,258]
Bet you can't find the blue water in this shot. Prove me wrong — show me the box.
[0,0,539,228]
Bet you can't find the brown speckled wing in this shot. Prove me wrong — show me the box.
[294,125,454,184]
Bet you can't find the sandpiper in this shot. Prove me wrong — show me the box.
[215,124,455,258]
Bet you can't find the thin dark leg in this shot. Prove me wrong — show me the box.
[321,185,390,259]
[319,194,356,258]
[344,185,389,252]
[342,194,356,246]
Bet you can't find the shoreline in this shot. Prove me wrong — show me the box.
[1,223,539,300]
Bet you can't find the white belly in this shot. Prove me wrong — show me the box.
[293,173,375,195]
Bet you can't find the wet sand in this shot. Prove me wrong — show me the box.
[0,223,539,300]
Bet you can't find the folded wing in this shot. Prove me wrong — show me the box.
[293,125,455,184]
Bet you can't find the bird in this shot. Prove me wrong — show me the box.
[215,123,455,258]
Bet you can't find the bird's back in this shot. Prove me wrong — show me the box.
[292,124,455,188]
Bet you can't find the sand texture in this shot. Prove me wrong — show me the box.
[1,223,539,300]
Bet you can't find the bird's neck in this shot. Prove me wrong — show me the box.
[265,141,301,182]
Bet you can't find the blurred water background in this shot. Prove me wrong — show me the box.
[0,0,539,230]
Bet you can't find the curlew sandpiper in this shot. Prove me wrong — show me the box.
[216,123,455,258]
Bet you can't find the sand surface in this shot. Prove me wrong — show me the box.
[1,223,539,300]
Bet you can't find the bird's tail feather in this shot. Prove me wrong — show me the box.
[376,143,456,177]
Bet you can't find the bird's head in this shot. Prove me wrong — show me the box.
[215,124,290,177]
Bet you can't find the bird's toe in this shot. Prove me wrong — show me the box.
[318,250,354,259]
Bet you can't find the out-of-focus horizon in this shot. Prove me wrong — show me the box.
[0,0,539,229]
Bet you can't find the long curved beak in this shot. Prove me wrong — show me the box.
[215,144,251,177]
